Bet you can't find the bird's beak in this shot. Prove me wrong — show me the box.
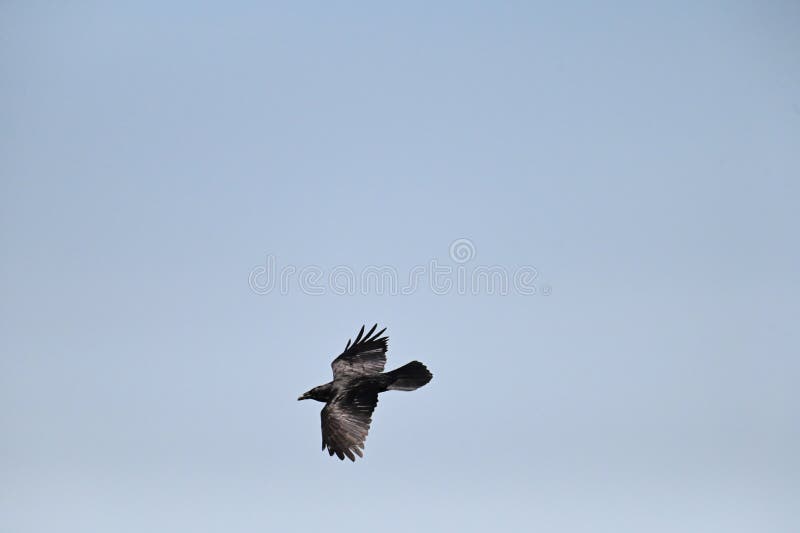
[297,393,309,401]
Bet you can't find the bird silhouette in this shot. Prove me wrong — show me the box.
[298,324,433,461]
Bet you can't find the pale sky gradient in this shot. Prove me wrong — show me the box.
[2,2,799,532]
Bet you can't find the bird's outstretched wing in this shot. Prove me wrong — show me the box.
[331,324,388,378]
[321,389,379,461]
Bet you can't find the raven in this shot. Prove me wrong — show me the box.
[298,324,433,461]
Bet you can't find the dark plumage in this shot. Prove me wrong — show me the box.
[298,324,433,461]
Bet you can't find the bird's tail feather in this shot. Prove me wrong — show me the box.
[386,361,433,391]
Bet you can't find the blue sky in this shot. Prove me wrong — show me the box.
[2,2,799,532]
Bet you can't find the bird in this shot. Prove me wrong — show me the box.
[298,324,433,461]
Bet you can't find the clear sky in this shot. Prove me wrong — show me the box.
[2,2,799,532]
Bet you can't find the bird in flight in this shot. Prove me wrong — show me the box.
[298,324,433,461]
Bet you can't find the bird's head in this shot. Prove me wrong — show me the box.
[297,384,331,402]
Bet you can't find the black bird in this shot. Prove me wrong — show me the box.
[298,324,433,461]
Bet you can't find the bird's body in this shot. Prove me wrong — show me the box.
[298,324,433,461]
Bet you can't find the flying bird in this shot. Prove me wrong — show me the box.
[298,324,433,461]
